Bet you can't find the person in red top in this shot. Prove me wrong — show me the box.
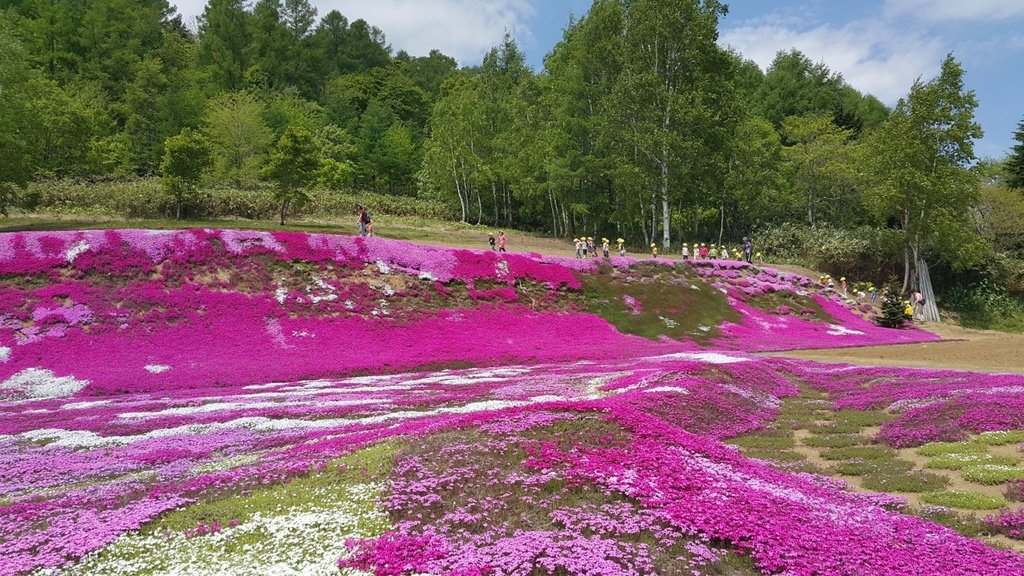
[498,231,507,252]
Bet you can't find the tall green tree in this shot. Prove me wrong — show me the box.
[781,113,856,228]
[1007,117,1024,190]
[265,126,321,225]
[203,91,274,186]
[197,0,252,91]
[0,15,35,214]
[862,54,984,292]
[610,0,737,249]
[161,128,212,220]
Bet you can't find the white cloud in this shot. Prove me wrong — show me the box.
[321,0,534,63]
[884,0,1024,22]
[172,1,536,64]
[721,19,944,104]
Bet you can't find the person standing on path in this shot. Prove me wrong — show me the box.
[742,237,753,263]
[357,204,369,237]
[682,243,690,260]
[602,238,610,258]
[488,233,496,251]
[498,231,507,252]
[617,238,626,257]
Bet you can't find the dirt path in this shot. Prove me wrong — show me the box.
[775,323,1024,375]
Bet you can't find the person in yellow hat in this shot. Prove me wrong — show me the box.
[682,242,690,260]
[573,238,582,259]
[601,237,610,258]
[650,243,658,258]
[617,238,626,257]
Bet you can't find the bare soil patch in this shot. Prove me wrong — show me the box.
[775,323,1024,374]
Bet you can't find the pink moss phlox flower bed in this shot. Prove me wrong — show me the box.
[0,230,936,397]
[1,230,1008,575]
[780,359,1024,447]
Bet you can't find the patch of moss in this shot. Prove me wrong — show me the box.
[801,434,866,449]
[746,291,833,323]
[580,263,740,343]
[925,453,1021,471]
[860,469,949,493]
[962,465,1024,485]
[916,441,989,457]
[975,430,1024,446]
[920,490,1007,510]
[820,445,894,461]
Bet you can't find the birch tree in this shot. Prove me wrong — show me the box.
[863,54,983,292]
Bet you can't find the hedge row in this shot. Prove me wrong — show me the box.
[22,179,457,222]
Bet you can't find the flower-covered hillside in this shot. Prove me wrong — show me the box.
[0,230,935,397]
[3,352,1024,575]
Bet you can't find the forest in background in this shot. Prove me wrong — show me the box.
[1,0,1024,327]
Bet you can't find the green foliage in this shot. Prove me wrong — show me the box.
[924,453,1021,470]
[579,263,740,343]
[820,445,894,461]
[801,434,866,448]
[962,464,1024,485]
[781,113,857,228]
[1007,117,1024,190]
[203,91,274,187]
[920,490,1007,510]
[26,179,453,221]
[878,283,907,328]
[860,468,949,493]
[862,54,984,287]
[976,430,1024,446]
[943,280,1024,332]
[264,127,321,224]
[161,129,213,220]
[916,441,989,457]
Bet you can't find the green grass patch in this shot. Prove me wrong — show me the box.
[736,448,808,463]
[801,434,866,448]
[962,464,1024,485]
[726,434,796,450]
[580,264,740,343]
[916,441,989,457]
[833,458,915,477]
[861,469,949,493]
[747,290,833,322]
[70,442,397,575]
[924,453,1021,470]
[975,430,1024,446]
[820,445,894,461]
[920,490,1008,510]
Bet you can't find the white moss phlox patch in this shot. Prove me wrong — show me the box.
[0,368,89,400]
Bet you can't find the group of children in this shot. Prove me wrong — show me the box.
[573,237,627,259]
[572,237,757,262]
[487,231,508,252]
[679,237,756,263]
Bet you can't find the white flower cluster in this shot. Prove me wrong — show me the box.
[0,368,89,400]
[62,483,386,576]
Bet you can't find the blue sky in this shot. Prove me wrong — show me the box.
[172,0,1024,158]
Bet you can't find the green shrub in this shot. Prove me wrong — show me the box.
[833,458,915,477]
[820,445,894,461]
[727,434,796,450]
[920,490,1007,510]
[916,441,988,457]
[861,470,949,493]
[975,430,1024,446]
[962,465,1024,485]
[802,434,866,448]
[925,453,1021,470]
[25,179,456,222]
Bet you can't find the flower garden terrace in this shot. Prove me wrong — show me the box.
[2,230,1024,575]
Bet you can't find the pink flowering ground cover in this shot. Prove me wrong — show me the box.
[2,229,1018,576]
